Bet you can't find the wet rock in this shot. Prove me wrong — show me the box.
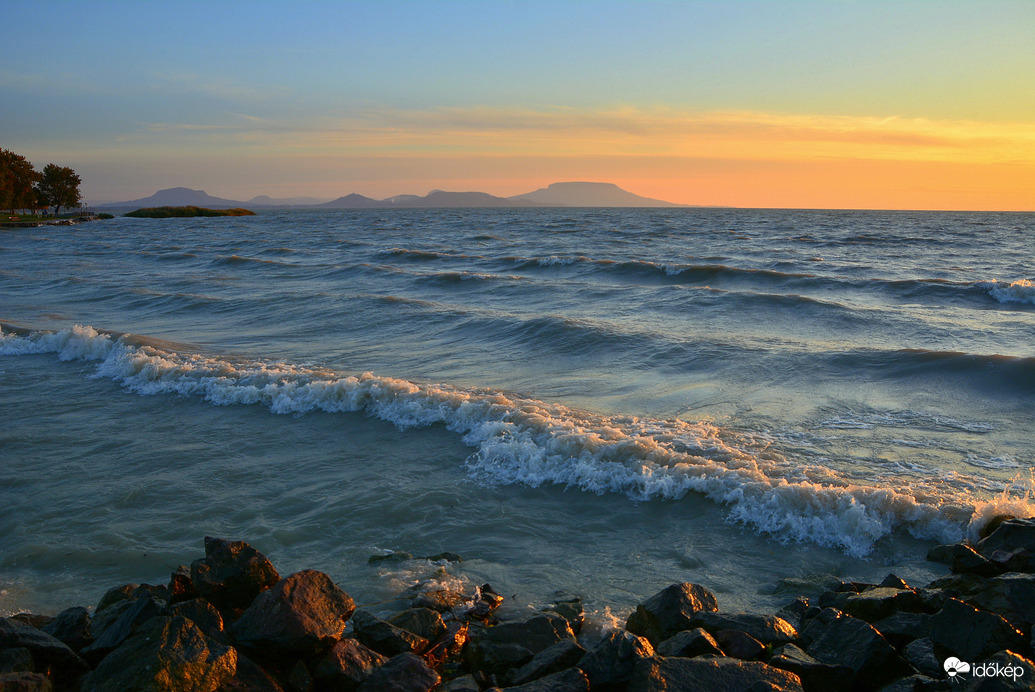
[168,565,200,605]
[576,630,653,692]
[510,639,587,685]
[190,537,280,615]
[367,551,415,565]
[387,608,446,641]
[628,656,805,692]
[82,595,167,662]
[94,584,141,613]
[440,674,480,692]
[0,617,87,682]
[468,584,506,621]
[411,588,467,613]
[798,607,842,646]
[870,611,932,647]
[927,543,1001,577]
[776,597,812,632]
[902,637,942,678]
[312,638,387,692]
[467,613,575,675]
[879,574,910,590]
[840,587,923,623]
[8,615,50,630]
[423,621,469,667]
[81,616,236,692]
[350,610,429,657]
[170,599,225,642]
[771,574,846,597]
[0,672,53,691]
[40,606,93,652]
[804,611,907,689]
[625,583,719,646]
[286,661,313,692]
[355,652,439,692]
[544,597,584,636]
[656,628,724,658]
[689,611,799,645]
[929,598,1027,662]
[218,654,285,691]
[0,647,33,673]
[960,573,1035,632]
[768,643,852,692]
[424,552,464,563]
[977,518,1035,572]
[876,674,940,692]
[714,629,764,660]
[232,569,355,660]
[503,667,589,691]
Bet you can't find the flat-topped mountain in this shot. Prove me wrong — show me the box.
[102,182,686,209]
[509,181,683,207]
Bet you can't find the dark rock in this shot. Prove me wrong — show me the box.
[690,611,799,645]
[0,648,33,673]
[870,611,932,647]
[286,661,313,692]
[190,537,280,614]
[544,598,584,636]
[988,548,1035,573]
[876,674,940,692]
[980,514,1018,540]
[656,628,724,658]
[768,643,852,692]
[625,583,719,646]
[841,587,924,623]
[958,573,1035,632]
[424,552,464,563]
[81,616,236,692]
[387,608,446,641]
[82,595,167,661]
[0,672,53,691]
[576,630,653,692]
[40,606,93,652]
[714,629,764,661]
[804,611,907,689]
[467,613,575,675]
[962,650,1035,691]
[628,656,805,692]
[312,638,387,692]
[355,652,439,692]
[218,654,285,691]
[468,585,505,620]
[440,675,480,692]
[367,551,414,565]
[95,584,140,613]
[902,637,942,678]
[510,639,587,685]
[8,615,50,630]
[977,518,1035,571]
[927,543,1001,577]
[880,574,911,590]
[929,598,1027,662]
[799,607,843,646]
[772,574,845,597]
[0,617,87,682]
[776,597,812,632]
[169,565,200,605]
[503,667,589,691]
[170,599,225,642]
[232,569,355,660]
[423,621,469,667]
[411,588,467,613]
[350,610,429,657]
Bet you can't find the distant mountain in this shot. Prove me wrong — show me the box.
[107,187,244,209]
[247,194,332,206]
[509,181,683,207]
[393,190,534,208]
[317,193,384,209]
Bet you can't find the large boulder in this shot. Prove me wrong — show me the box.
[0,617,87,683]
[40,606,93,652]
[804,611,908,689]
[80,616,237,692]
[466,613,575,675]
[962,650,1035,692]
[977,518,1035,572]
[625,583,718,646]
[231,569,355,659]
[655,628,724,658]
[169,599,225,643]
[81,595,167,662]
[190,537,280,614]
[509,639,587,686]
[0,672,54,691]
[355,652,439,692]
[217,655,285,691]
[928,543,1001,577]
[387,608,446,642]
[769,643,852,692]
[576,630,654,692]
[350,610,429,657]
[688,611,798,645]
[503,667,590,691]
[628,656,804,692]
[929,598,1027,662]
[312,638,387,692]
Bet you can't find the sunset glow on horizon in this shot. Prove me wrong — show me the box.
[4,1,1034,210]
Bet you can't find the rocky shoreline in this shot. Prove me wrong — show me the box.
[2,518,1034,692]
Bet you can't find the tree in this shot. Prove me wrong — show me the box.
[0,149,40,213]
[35,163,82,215]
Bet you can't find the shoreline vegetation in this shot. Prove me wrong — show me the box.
[3,518,1034,691]
[0,213,111,228]
[123,206,256,218]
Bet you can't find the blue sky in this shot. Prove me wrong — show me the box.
[3,1,1034,208]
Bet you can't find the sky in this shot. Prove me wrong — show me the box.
[2,0,1034,210]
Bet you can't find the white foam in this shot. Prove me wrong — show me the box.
[2,324,1013,558]
[976,279,1035,305]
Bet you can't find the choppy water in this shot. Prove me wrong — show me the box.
[2,208,1033,619]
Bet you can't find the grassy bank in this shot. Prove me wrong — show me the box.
[124,206,255,218]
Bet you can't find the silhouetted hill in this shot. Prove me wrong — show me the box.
[317,193,384,209]
[107,187,243,209]
[509,182,683,207]
[247,195,332,206]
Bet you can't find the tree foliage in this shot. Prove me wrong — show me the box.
[36,163,82,215]
[0,149,41,213]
